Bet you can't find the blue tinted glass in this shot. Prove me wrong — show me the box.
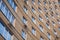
[7,32,11,40]
[5,7,8,16]
[22,31,26,39]
[9,14,12,23]
[0,23,3,34]
[14,4,16,10]
[8,0,16,11]
[32,0,34,4]
[0,0,1,2]
[12,2,14,8]
[2,27,5,37]
[7,11,11,20]
[3,28,7,39]
[1,3,5,11]
[8,0,13,5]
[3,6,7,16]
[0,0,2,9]
[11,16,14,24]
[0,23,4,34]
[0,22,11,40]
[0,1,15,25]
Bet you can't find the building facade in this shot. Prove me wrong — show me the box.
[0,0,60,40]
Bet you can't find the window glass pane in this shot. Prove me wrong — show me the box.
[38,0,40,4]
[7,11,10,19]
[32,7,35,13]
[9,14,12,23]
[32,17,35,22]
[0,0,2,9]
[32,0,34,4]
[40,36,44,40]
[47,33,50,39]
[0,22,11,40]
[0,1,15,25]
[1,3,5,12]
[2,26,5,37]
[14,3,16,10]
[0,23,4,34]
[22,30,26,39]
[39,25,43,32]
[32,27,36,35]
[0,0,1,2]
[12,2,14,8]
[11,16,15,24]
[7,0,16,11]
[7,32,11,40]
[3,28,7,39]
[1,25,4,35]
[22,17,27,24]
[8,0,12,4]
[4,7,8,16]
[23,6,27,13]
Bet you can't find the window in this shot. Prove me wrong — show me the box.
[32,0,35,4]
[50,11,54,17]
[7,11,15,24]
[43,0,46,5]
[7,0,17,11]
[58,0,60,4]
[53,29,57,35]
[40,36,44,40]
[22,17,27,24]
[7,11,11,20]
[32,7,36,14]
[23,6,28,14]
[46,23,50,29]
[0,0,2,9]
[38,7,42,13]
[57,19,60,24]
[10,15,15,24]
[47,32,51,39]
[4,7,8,16]
[38,0,41,4]
[39,25,43,32]
[32,27,36,35]
[22,30,26,40]
[1,1,8,16]
[52,21,55,26]
[0,21,12,40]
[1,2,5,13]
[44,7,47,12]
[32,16,36,24]
[7,12,15,24]
[58,27,60,30]
[0,1,15,25]
[39,15,43,22]
[0,0,2,2]
[45,14,48,19]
